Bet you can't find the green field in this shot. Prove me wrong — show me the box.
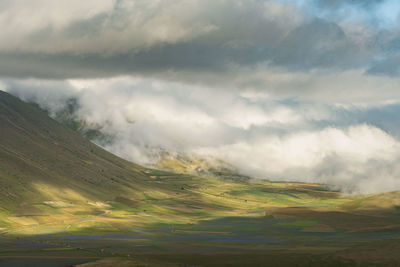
[1,91,400,266]
[2,177,400,266]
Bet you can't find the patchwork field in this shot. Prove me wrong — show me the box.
[1,172,400,266]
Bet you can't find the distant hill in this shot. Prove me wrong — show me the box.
[155,152,252,182]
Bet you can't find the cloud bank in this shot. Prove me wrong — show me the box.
[4,77,400,194]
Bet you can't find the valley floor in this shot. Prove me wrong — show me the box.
[1,170,400,266]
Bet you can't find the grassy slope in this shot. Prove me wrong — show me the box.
[0,90,153,209]
[1,91,400,266]
[0,91,347,230]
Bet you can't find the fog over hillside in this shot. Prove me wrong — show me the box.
[4,77,400,194]
[3,0,400,193]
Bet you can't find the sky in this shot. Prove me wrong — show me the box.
[2,0,400,194]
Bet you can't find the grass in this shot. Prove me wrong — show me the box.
[1,90,400,266]
[1,181,400,266]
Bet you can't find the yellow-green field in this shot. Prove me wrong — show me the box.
[0,172,352,236]
[2,170,400,266]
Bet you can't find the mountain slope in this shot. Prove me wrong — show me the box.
[0,90,152,210]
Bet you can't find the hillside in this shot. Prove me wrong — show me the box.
[0,90,151,211]
[0,91,348,230]
[1,90,400,266]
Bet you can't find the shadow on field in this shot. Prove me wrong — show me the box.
[1,206,400,266]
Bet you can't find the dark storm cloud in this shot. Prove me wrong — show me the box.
[0,0,380,80]
[367,55,400,77]
[366,33,400,76]
[313,0,385,10]
[270,18,370,70]
[0,20,371,80]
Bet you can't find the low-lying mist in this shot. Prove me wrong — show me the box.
[4,77,400,194]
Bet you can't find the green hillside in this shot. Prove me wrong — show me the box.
[0,90,151,210]
[1,90,400,266]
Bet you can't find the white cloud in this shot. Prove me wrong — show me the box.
[2,78,78,115]
[194,124,400,194]
[0,0,115,52]
[0,0,301,55]
[4,76,400,194]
